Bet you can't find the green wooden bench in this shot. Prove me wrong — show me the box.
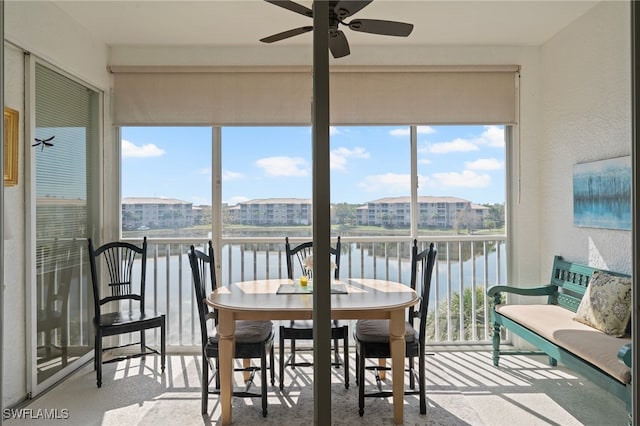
[487,255,632,420]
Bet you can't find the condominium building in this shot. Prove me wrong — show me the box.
[122,197,194,230]
[228,198,312,225]
[356,196,489,229]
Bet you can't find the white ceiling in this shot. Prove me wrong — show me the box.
[51,0,600,49]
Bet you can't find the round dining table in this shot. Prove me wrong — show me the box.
[207,277,419,425]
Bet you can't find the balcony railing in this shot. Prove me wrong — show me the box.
[123,235,506,348]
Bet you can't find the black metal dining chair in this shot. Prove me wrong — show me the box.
[188,241,275,417]
[279,236,349,390]
[87,237,166,388]
[354,240,436,416]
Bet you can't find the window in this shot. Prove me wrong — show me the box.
[331,126,411,237]
[120,127,211,238]
[119,125,506,238]
[221,126,312,237]
[417,125,506,235]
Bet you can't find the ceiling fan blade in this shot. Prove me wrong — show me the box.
[260,26,313,43]
[264,0,313,17]
[334,0,373,20]
[329,30,351,58]
[348,19,414,37]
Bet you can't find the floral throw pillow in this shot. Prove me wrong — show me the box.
[573,271,632,337]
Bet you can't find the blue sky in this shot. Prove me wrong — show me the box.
[121,125,505,206]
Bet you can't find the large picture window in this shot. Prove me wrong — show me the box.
[119,125,505,238]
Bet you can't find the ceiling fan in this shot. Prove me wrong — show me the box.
[260,0,414,58]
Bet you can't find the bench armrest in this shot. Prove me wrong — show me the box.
[487,284,556,305]
[618,343,632,368]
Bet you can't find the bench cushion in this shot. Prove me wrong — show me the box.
[495,304,631,384]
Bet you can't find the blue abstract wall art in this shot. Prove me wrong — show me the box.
[573,156,631,230]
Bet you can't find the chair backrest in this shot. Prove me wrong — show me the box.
[87,237,148,319]
[285,236,341,280]
[408,240,437,346]
[188,241,216,345]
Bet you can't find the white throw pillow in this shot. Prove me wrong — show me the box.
[573,271,631,337]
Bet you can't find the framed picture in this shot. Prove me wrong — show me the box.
[4,107,18,186]
[573,156,631,230]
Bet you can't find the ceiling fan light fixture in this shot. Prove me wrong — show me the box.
[260,0,413,58]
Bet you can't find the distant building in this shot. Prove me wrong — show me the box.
[356,196,489,229]
[122,197,194,230]
[228,198,312,225]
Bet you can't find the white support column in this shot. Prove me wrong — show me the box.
[312,1,331,425]
[212,126,223,284]
[410,126,418,238]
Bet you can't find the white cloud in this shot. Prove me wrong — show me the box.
[418,158,432,165]
[426,125,504,154]
[330,126,340,136]
[121,139,165,158]
[429,138,479,154]
[331,146,370,170]
[359,173,427,193]
[190,196,210,205]
[465,158,504,171]
[480,125,505,147]
[389,126,436,136]
[256,156,308,177]
[222,169,243,180]
[432,170,491,188]
[226,196,249,206]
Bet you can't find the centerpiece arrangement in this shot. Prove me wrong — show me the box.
[300,255,336,287]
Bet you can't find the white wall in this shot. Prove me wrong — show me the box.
[109,44,546,290]
[540,1,631,275]
[3,42,26,409]
[3,0,110,407]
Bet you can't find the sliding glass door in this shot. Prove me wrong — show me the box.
[30,61,100,392]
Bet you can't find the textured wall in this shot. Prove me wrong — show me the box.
[3,43,26,408]
[539,1,631,274]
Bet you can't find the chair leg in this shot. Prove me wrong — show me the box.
[141,329,146,357]
[358,349,365,417]
[270,344,275,386]
[161,319,166,372]
[291,338,296,369]
[95,332,102,388]
[355,346,359,386]
[419,352,426,415]
[215,357,220,389]
[409,356,415,390]
[202,352,209,415]
[279,326,285,390]
[343,326,349,389]
[261,346,268,417]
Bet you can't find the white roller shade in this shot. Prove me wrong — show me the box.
[112,65,519,125]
